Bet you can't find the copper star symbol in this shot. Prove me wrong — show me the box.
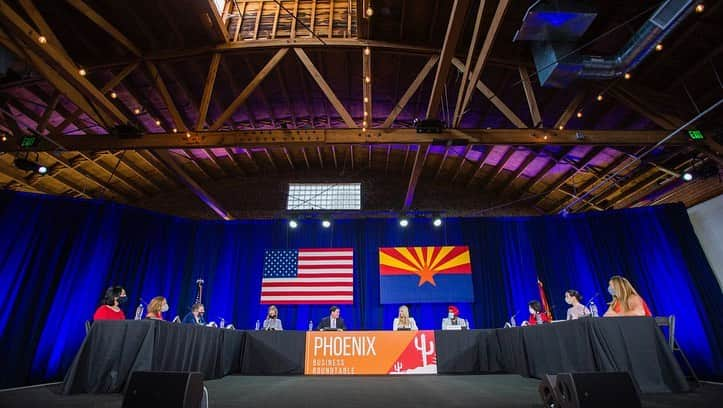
[416,267,438,287]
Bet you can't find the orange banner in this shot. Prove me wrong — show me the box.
[304,331,437,375]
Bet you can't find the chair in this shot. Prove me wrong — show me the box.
[655,315,699,384]
[84,320,91,336]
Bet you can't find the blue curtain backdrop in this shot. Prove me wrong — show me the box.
[1,190,721,388]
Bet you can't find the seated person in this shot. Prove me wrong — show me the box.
[522,300,551,326]
[603,275,652,317]
[145,296,168,320]
[93,286,127,321]
[316,305,346,331]
[564,290,590,320]
[263,305,283,331]
[182,303,206,325]
[442,305,468,330]
[393,305,418,331]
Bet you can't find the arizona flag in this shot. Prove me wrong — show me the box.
[379,246,474,304]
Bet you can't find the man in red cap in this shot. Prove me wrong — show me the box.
[442,305,468,330]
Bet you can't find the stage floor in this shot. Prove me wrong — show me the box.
[1,375,721,408]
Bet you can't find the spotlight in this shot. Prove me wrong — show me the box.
[289,220,298,229]
[399,218,409,228]
[655,43,663,51]
[38,35,47,44]
[695,3,704,13]
[13,158,47,175]
[596,94,604,102]
[322,220,331,228]
[682,172,693,182]
[433,217,442,227]
[624,72,631,80]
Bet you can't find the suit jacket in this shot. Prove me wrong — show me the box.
[317,316,346,331]
[182,312,206,325]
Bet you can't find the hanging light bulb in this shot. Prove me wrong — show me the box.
[364,47,370,56]
[576,111,583,118]
[110,91,117,99]
[695,3,704,13]
[78,68,87,76]
[624,72,631,80]
[38,35,47,44]
[133,107,141,115]
[366,6,374,17]
[155,119,161,126]
[597,94,604,102]
[655,43,663,51]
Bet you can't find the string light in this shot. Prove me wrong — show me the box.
[364,47,370,56]
[366,6,374,17]
[155,119,161,126]
[543,135,549,140]
[576,111,583,118]
[365,76,371,83]
[558,125,564,130]
[364,97,369,103]
[624,72,631,80]
[185,132,191,139]
[172,128,178,133]
[695,3,704,13]
[1,135,7,142]
[655,43,663,51]
[362,127,367,132]
[38,35,47,44]
[133,107,141,115]
[364,111,368,117]
[78,68,87,76]
[110,91,117,99]
[597,94,604,102]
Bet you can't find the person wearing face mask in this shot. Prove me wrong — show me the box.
[93,286,128,320]
[442,305,468,330]
[393,305,418,331]
[564,290,590,320]
[603,276,652,317]
[182,303,206,325]
[145,296,169,320]
[522,300,551,326]
[263,305,283,331]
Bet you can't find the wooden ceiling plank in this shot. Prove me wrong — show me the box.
[403,144,431,210]
[196,53,222,130]
[452,0,486,127]
[518,66,542,128]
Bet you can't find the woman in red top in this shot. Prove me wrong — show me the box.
[603,276,652,317]
[524,300,551,326]
[145,296,168,320]
[93,286,127,320]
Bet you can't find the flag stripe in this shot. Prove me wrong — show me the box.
[262,248,354,304]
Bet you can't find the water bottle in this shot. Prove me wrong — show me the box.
[535,313,543,325]
[134,304,144,320]
[220,318,225,329]
[510,315,516,327]
[255,320,260,330]
[308,320,313,331]
[590,301,599,317]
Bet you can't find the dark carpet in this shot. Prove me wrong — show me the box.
[1,376,721,408]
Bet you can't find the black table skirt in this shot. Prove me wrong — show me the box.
[62,320,245,394]
[62,317,689,394]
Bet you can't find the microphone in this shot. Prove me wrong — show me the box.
[586,293,600,307]
[139,297,148,306]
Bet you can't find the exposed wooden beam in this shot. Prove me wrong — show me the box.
[452,0,486,127]
[301,147,311,169]
[263,147,278,171]
[204,0,230,42]
[18,0,70,58]
[294,48,356,128]
[0,157,49,194]
[197,53,222,130]
[466,146,493,187]
[65,0,142,56]
[210,48,289,130]
[0,2,126,125]
[403,144,430,210]
[282,146,295,170]
[45,151,132,201]
[181,149,213,180]
[554,91,586,130]
[203,148,228,176]
[450,144,473,183]
[518,66,542,127]
[9,128,683,152]
[608,88,682,130]
[153,149,233,220]
[426,0,470,120]
[480,145,516,189]
[383,55,439,128]
[224,148,247,175]
[385,144,392,174]
[433,146,451,180]
[535,146,606,207]
[498,148,539,195]
[145,62,188,131]
[244,59,277,127]
[362,47,372,129]
[316,146,324,169]
[457,0,510,125]
[514,148,573,199]
[452,58,527,129]
[135,149,181,186]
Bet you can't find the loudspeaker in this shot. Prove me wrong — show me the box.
[122,371,204,408]
[538,374,559,407]
[554,372,641,408]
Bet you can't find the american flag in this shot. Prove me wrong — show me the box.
[261,248,354,304]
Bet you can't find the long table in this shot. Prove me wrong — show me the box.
[62,317,689,394]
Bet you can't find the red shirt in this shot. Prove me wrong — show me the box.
[527,312,552,325]
[93,305,126,321]
[613,296,652,316]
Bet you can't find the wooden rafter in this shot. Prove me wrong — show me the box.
[433,146,451,181]
[301,147,310,169]
[456,0,510,126]
[518,67,542,128]
[383,55,439,128]
[426,0,470,120]
[263,148,278,171]
[466,145,493,187]
[294,48,355,128]
[480,145,516,189]
[316,146,324,169]
[203,148,228,176]
[554,91,586,130]
[282,146,295,170]
[535,147,606,208]
[514,148,573,199]
[498,147,540,195]
[450,144,473,183]
[362,47,372,130]
[197,53,222,130]
[145,62,188,131]
[224,148,246,175]
[403,144,431,210]
[210,48,289,130]
[452,0,486,127]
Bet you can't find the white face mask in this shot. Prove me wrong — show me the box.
[529,307,535,315]
[161,304,169,312]
[448,312,454,319]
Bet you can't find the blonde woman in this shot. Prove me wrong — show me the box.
[145,296,168,320]
[393,305,418,331]
[603,276,652,317]
[263,305,283,331]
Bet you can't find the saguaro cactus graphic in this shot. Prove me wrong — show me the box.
[393,362,403,373]
[414,333,435,367]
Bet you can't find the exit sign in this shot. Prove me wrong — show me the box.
[20,135,37,148]
[688,130,704,140]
